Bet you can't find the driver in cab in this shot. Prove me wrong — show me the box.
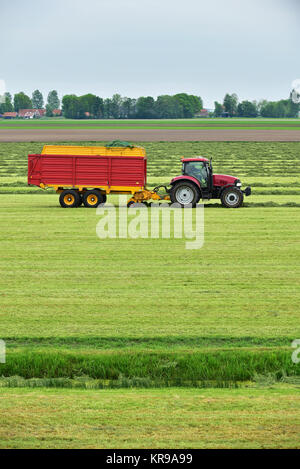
[185,162,208,188]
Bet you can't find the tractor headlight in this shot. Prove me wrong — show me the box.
[236,182,242,187]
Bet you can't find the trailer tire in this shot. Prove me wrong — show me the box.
[83,190,104,208]
[221,187,244,208]
[170,181,200,207]
[77,194,83,207]
[59,190,81,208]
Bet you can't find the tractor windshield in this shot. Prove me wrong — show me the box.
[184,161,208,188]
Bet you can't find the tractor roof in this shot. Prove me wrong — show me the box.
[181,157,209,163]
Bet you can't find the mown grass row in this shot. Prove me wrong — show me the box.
[4,335,294,348]
[1,350,299,384]
[1,141,300,180]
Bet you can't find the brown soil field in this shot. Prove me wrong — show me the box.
[1,128,300,142]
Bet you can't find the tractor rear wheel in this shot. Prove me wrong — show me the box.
[59,190,81,208]
[170,182,200,207]
[83,189,104,208]
[221,187,244,208]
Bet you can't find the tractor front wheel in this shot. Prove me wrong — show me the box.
[170,182,200,207]
[221,187,244,208]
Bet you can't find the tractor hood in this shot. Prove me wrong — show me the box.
[213,174,238,186]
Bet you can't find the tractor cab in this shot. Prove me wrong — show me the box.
[182,158,212,193]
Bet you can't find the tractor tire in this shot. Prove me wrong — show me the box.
[59,190,81,208]
[83,189,104,208]
[170,181,200,207]
[221,187,244,208]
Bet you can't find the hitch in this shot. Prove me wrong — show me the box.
[127,185,170,207]
[153,184,170,194]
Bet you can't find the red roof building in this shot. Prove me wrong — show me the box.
[52,109,62,116]
[18,109,46,118]
[195,109,210,118]
[3,112,18,118]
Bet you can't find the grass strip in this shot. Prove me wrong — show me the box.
[1,350,299,384]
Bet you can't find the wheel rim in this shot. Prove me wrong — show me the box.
[87,194,98,206]
[64,194,75,206]
[225,191,239,206]
[175,186,194,205]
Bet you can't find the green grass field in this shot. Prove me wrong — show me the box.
[0,117,299,130]
[0,140,300,447]
[1,386,300,449]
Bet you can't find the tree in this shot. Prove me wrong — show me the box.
[45,104,54,117]
[0,92,13,113]
[103,98,112,118]
[136,96,155,118]
[214,101,223,117]
[92,96,104,118]
[110,94,123,118]
[223,93,238,117]
[120,97,137,118]
[79,94,103,118]
[32,89,44,109]
[286,95,299,118]
[174,93,202,118]
[260,98,299,118]
[155,95,180,118]
[260,101,277,117]
[14,92,32,111]
[62,94,84,119]
[47,90,60,111]
[237,100,258,118]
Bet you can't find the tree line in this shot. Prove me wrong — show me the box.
[214,93,299,118]
[0,89,299,118]
[0,90,60,116]
[62,93,203,119]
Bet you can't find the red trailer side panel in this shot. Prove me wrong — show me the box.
[28,153,146,189]
[41,156,73,185]
[110,157,145,186]
[75,156,109,186]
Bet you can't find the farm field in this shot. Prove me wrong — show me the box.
[0,140,300,448]
[0,118,300,129]
[1,386,300,449]
[1,119,300,142]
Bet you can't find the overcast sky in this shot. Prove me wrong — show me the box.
[1,0,299,108]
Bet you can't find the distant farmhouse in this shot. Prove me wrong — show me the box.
[18,109,46,118]
[195,109,213,118]
[2,108,62,119]
[2,112,18,119]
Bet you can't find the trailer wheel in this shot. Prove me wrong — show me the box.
[170,182,200,207]
[221,187,244,208]
[59,190,81,208]
[83,190,104,208]
[77,194,83,207]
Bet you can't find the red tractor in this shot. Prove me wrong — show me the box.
[167,157,251,208]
